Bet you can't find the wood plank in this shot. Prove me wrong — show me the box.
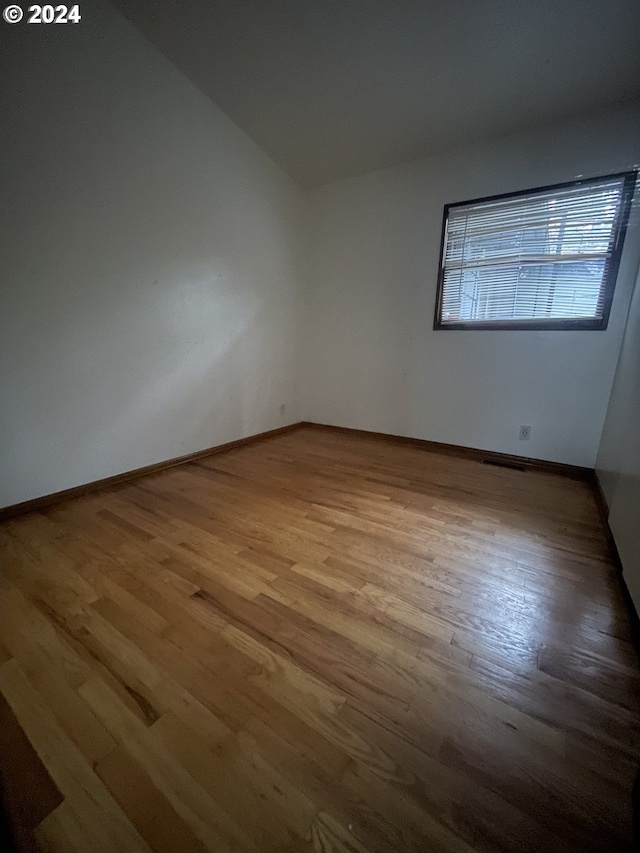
[94,747,209,853]
[1,426,638,852]
[0,690,62,850]
[0,660,150,853]
[78,676,255,853]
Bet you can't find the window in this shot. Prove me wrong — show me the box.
[434,171,636,330]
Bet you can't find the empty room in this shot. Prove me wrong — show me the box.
[1,1,640,851]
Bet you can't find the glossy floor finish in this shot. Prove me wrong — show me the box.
[1,426,639,852]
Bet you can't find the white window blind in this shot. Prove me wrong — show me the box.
[436,172,635,330]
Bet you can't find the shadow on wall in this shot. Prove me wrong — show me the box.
[1,270,287,506]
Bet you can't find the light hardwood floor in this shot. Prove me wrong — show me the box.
[1,426,639,852]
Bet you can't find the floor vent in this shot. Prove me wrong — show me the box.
[482,458,526,472]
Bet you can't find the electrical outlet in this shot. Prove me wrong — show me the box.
[279,403,286,415]
[519,425,531,441]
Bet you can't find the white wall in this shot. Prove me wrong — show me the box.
[0,0,305,508]
[2,6,638,509]
[597,262,640,612]
[302,104,640,467]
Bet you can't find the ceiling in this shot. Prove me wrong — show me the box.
[110,0,640,188]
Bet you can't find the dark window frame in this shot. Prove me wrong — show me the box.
[433,170,637,332]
